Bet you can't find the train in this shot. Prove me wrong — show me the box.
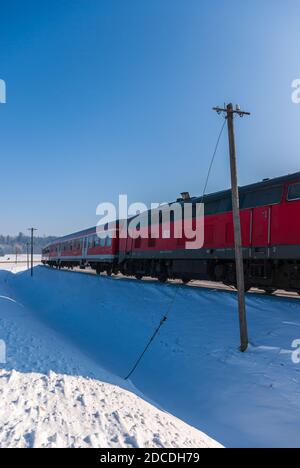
[42,172,300,294]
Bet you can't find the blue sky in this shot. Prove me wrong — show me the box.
[1,0,300,236]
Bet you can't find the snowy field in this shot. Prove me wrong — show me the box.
[0,254,41,265]
[0,263,221,449]
[1,263,300,448]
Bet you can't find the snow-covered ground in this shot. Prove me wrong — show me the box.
[0,263,221,449]
[0,254,41,265]
[1,263,300,447]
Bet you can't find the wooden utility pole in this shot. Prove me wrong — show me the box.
[26,242,29,270]
[28,228,37,277]
[213,103,250,352]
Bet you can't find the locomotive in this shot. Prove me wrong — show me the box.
[42,172,300,293]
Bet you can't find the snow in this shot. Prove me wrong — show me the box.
[1,263,300,447]
[0,264,221,449]
[0,370,218,449]
[1,254,41,262]
[0,255,41,274]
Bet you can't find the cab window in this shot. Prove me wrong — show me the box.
[287,183,300,201]
[241,186,283,209]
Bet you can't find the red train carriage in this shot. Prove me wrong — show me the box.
[42,172,300,293]
[42,223,119,276]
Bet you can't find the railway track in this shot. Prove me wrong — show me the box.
[0,261,41,265]
[2,260,299,300]
[48,264,300,301]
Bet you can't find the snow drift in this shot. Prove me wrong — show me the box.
[0,266,221,448]
[2,264,300,447]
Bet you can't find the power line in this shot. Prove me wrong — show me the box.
[213,103,250,352]
[124,121,228,381]
[125,286,180,381]
[28,228,37,277]
[201,119,226,202]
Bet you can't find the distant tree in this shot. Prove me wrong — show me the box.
[17,232,25,243]
[0,234,57,254]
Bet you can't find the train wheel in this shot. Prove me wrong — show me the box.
[106,268,112,277]
[135,274,143,280]
[158,274,168,283]
[264,288,276,295]
[182,277,190,285]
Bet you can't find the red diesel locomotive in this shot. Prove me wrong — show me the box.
[42,172,300,293]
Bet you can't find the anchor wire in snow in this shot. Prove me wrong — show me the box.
[124,286,180,380]
[124,121,225,380]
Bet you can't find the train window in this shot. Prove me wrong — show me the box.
[241,186,283,209]
[201,195,231,216]
[205,199,221,216]
[219,197,232,213]
[157,206,182,223]
[100,238,105,247]
[106,237,112,247]
[140,215,149,228]
[287,183,300,201]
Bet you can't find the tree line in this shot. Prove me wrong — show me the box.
[0,233,57,256]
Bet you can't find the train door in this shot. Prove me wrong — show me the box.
[251,206,271,247]
[83,237,88,259]
[126,234,133,255]
[118,219,133,262]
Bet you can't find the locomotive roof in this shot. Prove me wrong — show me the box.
[193,170,300,204]
[45,171,300,248]
[46,223,118,245]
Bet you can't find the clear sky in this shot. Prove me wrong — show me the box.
[1,0,300,236]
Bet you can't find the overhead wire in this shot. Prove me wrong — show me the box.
[124,119,226,381]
